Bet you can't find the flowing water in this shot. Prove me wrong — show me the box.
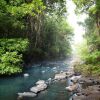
[0,60,71,100]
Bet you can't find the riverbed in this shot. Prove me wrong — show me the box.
[0,60,71,100]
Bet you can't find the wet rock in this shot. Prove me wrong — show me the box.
[93,79,100,84]
[47,78,52,84]
[18,92,37,97]
[54,73,67,80]
[79,77,94,86]
[72,95,86,100]
[73,92,100,100]
[52,67,57,70]
[30,83,47,93]
[60,71,64,73]
[66,71,74,77]
[42,70,45,73]
[23,73,29,77]
[86,85,100,94]
[86,93,100,100]
[36,80,46,85]
[30,86,39,93]
[72,85,100,100]
[70,75,81,83]
[88,85,100,91]
[65,83,79,92]
[48,78,52,81]
[38,83,47,90]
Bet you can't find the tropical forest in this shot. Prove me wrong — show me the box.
[0,0,100,100]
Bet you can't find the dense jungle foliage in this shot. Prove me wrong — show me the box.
[0,0,73,75]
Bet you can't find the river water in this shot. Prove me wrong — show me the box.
[0,60,71,100]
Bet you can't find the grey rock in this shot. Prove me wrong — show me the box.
[36,80,46,85]
[30,83,47,93]
[18,92,37,97]
[66,83,79,92]
[70,75,81,83]
[23,73,29,77]
[54,73,67,80]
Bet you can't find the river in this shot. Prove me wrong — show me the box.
[0,60,71,100]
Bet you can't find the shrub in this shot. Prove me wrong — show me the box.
[0,38,29,75]
[74,64,100,77]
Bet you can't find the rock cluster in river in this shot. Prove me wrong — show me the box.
[17,80,47,99]
[17,69,74,99]
[30,80,47,93]
[66,58,100,100]
[17,58,100,100]
[72,77,100,100]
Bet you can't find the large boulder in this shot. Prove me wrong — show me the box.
[30,83,47,93]
[18,92,37,97]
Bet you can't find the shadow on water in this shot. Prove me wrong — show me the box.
[0,60,71,100]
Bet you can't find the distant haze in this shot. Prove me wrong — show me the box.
[66,0,87,44]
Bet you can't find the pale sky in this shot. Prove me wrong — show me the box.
[66,0,87,44]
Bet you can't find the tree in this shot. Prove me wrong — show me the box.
[0,0,45,37]
[73,0,100,35]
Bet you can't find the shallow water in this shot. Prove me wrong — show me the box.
[0,61,71,100]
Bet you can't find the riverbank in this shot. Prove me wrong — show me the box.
[68,58,100,100]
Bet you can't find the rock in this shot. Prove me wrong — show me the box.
[79,77,100,86]
[37,83,47,91]
[36,80,45,85]
[94,79,100,84]
[70,75,81,83]
[60,71,63,73]
[79,77,94,86]
[86,93,100,100]
[42,70,45,73]
[30,86,39,93]
[66,71,74,77]
[72,95,86,100]
[47,78,52,84]
[66,83,79,92]
[23,73,29,77]
[18,92,37,97]
[52,67,56,70]
[81,85,100,95]
[17,95,23,100]
[88,85,100,91]
[73,91,100,100]
[30,83,47,93]
[54,73,67,80]
[48,78,52,81]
